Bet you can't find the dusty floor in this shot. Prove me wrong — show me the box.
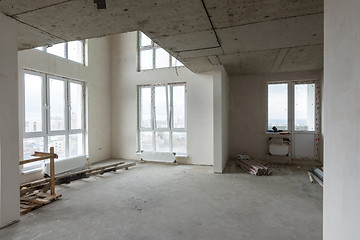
[1,161,323,240]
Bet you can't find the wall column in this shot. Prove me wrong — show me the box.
[0,13,19,228]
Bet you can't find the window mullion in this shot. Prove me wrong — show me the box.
[151,87,156,151]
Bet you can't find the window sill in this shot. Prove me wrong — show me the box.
[136,152,188,158]
[265,132,292,135]
[22,168,42,175]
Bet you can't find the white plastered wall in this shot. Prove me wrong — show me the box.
[228,71,321,162]
[0,13,20,228]
[18,37,112,183]
[213,65,229,173]
[324,1,360,239]
[110,32,214,166]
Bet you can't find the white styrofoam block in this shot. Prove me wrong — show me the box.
[42,155,87,175]
[141,151,176,163]
[269,144,289,156]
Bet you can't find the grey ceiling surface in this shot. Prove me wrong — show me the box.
[0,0,324,75]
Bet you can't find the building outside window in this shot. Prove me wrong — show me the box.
[138,32,184,71]
[138,83,187,155]
[35,40,87,65]
[22,70,86,171]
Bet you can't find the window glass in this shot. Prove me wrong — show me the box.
[140,33,152,47]
[138,84,187,154]
[24,73,43,133]
[68,41,83,63]
[70,82,83,129]
[141,132,154,151]
[47,43,66,58]
[48,135,66,159]
[173,86,185,128]
[69,133,83,157]
[140,88,152,128]
[140,49,153,70]
[171,56,184,67]
[23,137,44,161]
[295,84,315,131]
[155,132,170,152]
[155,48,170,68]
[23,137,45,170]
[49,78,66,131]
[172,132,187,154]
[155,86,168,128]
[268,84,288,130]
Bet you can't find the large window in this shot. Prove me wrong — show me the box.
[268,82,317,132]
[138,83,187,154]
[138,32,184,71]
[22,71,86,171]
[35,40,86,64]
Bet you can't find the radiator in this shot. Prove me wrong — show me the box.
[141,151,176,163]
[42,155,87,175]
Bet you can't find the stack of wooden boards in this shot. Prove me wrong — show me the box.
[237,155,271,176]
[20,191,62,215]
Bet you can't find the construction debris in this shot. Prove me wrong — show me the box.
[20,161,136,197]
[308,167,323,187]
[20,191,62,215]
[237,155,271,176]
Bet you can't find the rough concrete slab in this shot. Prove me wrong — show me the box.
[12,0,211,43]
[208,55,221,65]
[179,47,223,59]
[17,22,63,50]
[204,0,323,29]
[182,57,214,73]
[153,30,219,52]
[219,50,279,75]
[278,44,324,72]
[0,0,66,16]
[271,48,290,72]
[217,14,324,54]
[0,163,323,240]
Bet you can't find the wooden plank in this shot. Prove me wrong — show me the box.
[50,147,55,195]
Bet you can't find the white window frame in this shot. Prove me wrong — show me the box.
[22,70,86,172]
[137,83,187,155]
[138,32,183,71]
[35,40,87,65]
[267,81,319,133]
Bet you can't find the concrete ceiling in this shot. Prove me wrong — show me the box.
[0,0,324,75]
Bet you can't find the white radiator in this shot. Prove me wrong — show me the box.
[42,155,87,175]
[141,151,176,163]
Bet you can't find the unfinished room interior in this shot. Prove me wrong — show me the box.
[0,0,359,239]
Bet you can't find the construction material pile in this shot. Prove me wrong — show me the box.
[307,167,323,187]
[237,155,271,176]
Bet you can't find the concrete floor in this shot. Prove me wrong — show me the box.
[0,161,322,240]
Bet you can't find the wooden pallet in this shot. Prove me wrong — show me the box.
[20,191,62,215]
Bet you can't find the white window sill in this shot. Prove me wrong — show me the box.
[22,168,42,175]
[136,152,188,158]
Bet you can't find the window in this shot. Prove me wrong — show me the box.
[268,83,288,130]
[35,40,86,64]
[294,84,315,131]
[138,83,187,154]
[22,71,86,171]
[138,32,184,71]
[267,82,317,132]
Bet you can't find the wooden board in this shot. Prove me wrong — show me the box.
[20,192,62,215]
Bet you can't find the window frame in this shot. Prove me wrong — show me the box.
[35,40,87,65]
[267,80,319,133]
[137,83,187,155]
[137,32,184,71]
[22,69,86,172]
